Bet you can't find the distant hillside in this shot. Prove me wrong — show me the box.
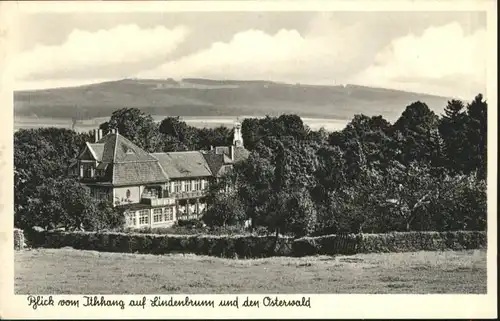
[14,78,452,122]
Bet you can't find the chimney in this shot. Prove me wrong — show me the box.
[210,146,213,151]
[230,145,235,161]
[98,129,103,140]
[94,129,98,143]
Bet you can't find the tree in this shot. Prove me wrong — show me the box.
[381,161,442,231]
[391,102,439,165]
[438,99,468,173]
[204,172,246,227]
[329,114,395,177]
[465,94,487,178]
[105,108,162,152]
[15,178,124,231]
[233,153,275,229]
[14,128,90,217]
[197,126,233,150]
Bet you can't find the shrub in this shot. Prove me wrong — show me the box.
[27,230,486,258]
[176,219,204,228]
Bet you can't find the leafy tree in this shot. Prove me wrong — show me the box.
[158,116,197,149]
[14,128,90,217]
[204,172,246,227]
[380,161,443,231]
[104,108,162,152]
[438,99,468,173]
[465,94,487,178]
[233,153,275,229]
[15,178,124,231]
[197,126,233,150]
[391,102,439,165]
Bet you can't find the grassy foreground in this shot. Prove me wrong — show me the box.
[15,248,486,294]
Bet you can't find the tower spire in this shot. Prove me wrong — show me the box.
[233,118,243,148]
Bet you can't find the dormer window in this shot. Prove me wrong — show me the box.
[83,165,94,178]
[126,148,135,155]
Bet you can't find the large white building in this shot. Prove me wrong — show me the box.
[73,123,249,229]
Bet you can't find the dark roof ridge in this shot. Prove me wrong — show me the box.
[114,160,160,164]
[112,133,118,183]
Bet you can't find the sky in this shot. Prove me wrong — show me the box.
[13,10,488,98]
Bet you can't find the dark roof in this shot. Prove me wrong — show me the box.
[80,133,169,185]
[202,153,225,177]
[113,161,168,185]
[214,146,230,155]
[87,143,105,161]
[151,151,213,179]
[97,133,157,163]
[211,145,250,163]
[78,133,248,185]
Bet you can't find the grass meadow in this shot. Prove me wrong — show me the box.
[15,248,486,294]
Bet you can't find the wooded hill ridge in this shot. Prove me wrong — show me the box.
[14,78,452,121]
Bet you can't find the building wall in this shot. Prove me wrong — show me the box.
[114,186,142,206]
[124,205,177,229]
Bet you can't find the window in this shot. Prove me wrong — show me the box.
[164,207,174,221]
[184,181,192,192]
[153,208,163,223]
[84,165,93,178]
[138,210,149,225]
[126,212,136,227]
[174,181,182,193]
[194,180,201,191]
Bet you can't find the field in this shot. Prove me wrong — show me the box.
[14,115,350,132]
[15,248,486,294]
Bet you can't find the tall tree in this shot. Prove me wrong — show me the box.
[438,99,468,173]
[391,101,439,165]
[105,108,162,152]
[465,94,488,178]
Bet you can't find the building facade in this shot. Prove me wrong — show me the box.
[74,123,249,229]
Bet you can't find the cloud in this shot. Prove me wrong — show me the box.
[15,24,189,80]
[351,22,487,98]
[137,14,370,84]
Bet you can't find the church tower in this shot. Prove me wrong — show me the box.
[233,120,244,147]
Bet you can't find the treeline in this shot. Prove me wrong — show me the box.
[13,113,234,231]
[14,94,487,238]
[204,95,488,236]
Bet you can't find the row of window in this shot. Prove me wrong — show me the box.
[153,207,174,223]
[172,180,207,193]
[129,207,175,226]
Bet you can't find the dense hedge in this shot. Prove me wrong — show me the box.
[23,229,486,258]
[357,231,487,253]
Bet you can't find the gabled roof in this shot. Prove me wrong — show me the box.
[151,151,213,179]
[202,153,225,177]
[97,133,157,163]
[78,133,168,185]
[87,143,104,161]
[113,162,168,185]
[78,132,248,185]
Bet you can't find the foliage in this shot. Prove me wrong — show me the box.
[15,178,123,231]
[14,93,488,237]
[102,108,162,152]
[25,229,486,258]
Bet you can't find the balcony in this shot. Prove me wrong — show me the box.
[141,196,176,207]
[170,190,206,200]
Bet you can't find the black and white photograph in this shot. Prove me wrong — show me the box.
[0,0,497,319]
